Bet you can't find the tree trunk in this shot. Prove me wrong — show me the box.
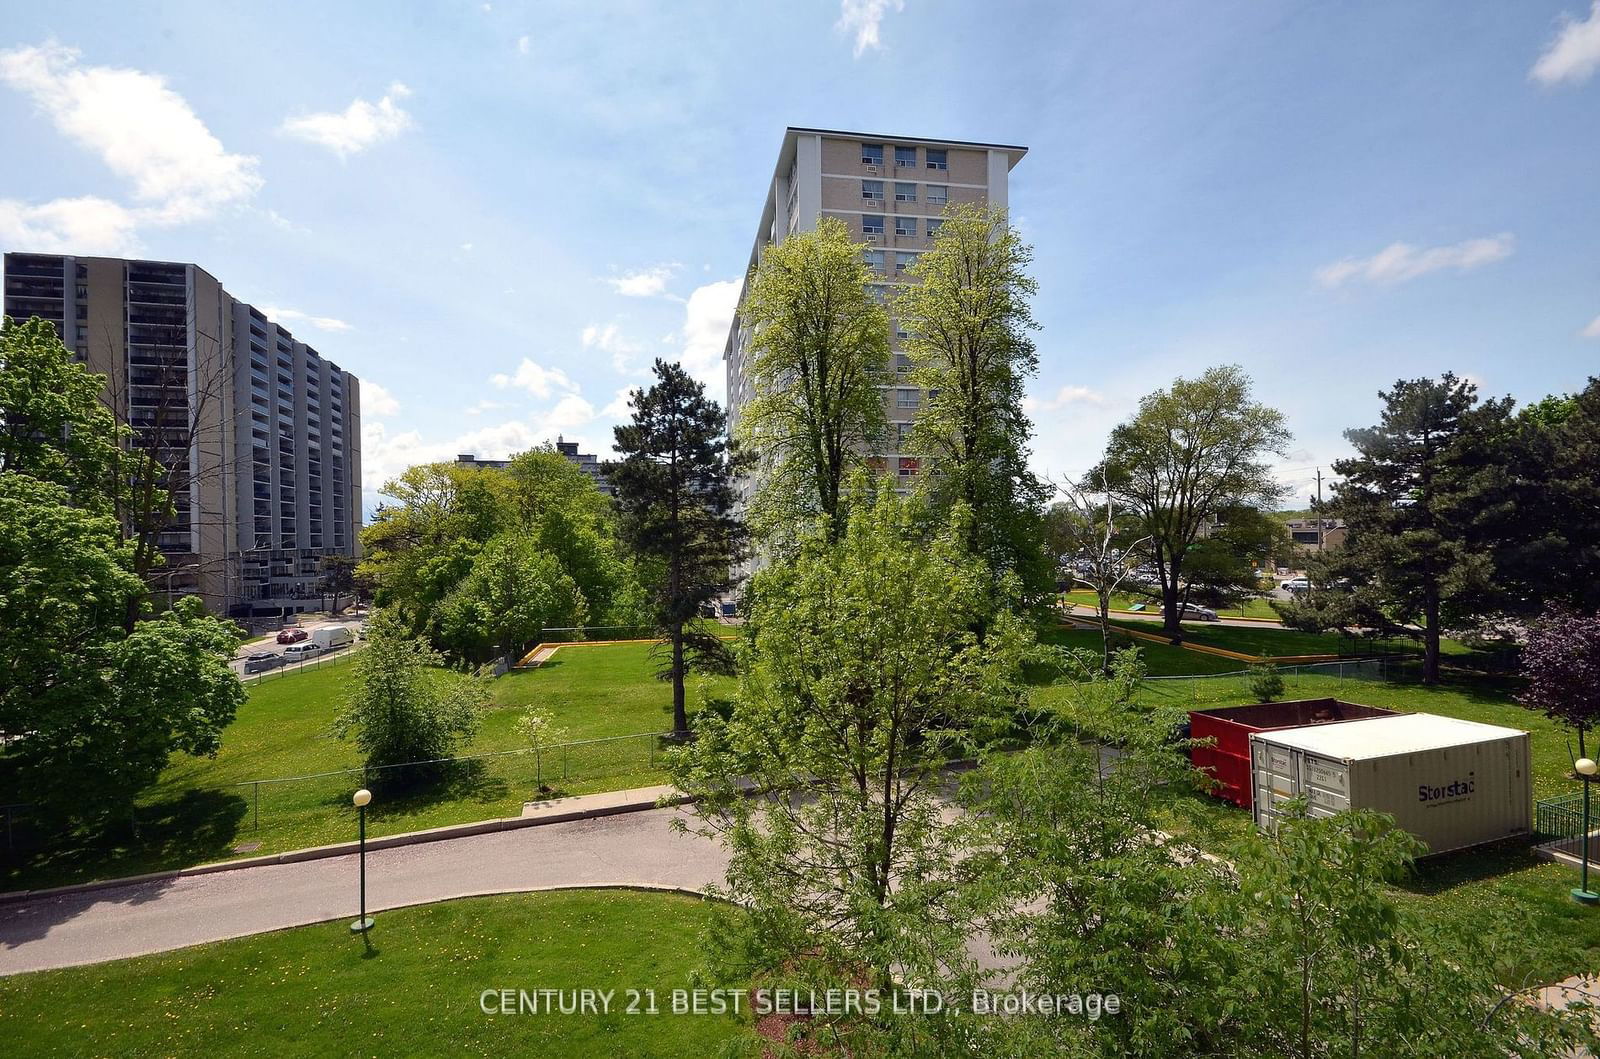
[1423,584,1441,685]
[1098,591,1113,673]
[670,621,688,735]
[1161,580,1182,642]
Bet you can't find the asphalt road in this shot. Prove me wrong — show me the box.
[0,806,728,975]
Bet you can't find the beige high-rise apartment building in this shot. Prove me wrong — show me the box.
[723,127,1027,487]
[3,252,363,619]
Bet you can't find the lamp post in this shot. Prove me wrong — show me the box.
[351,788,375,932]
[1575,757,1598,906]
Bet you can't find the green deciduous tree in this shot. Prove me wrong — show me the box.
[965,696,1247,1058]
[607,358,746,735]
[1100,365,1291,641]
[895,203,1053,609]
[670,490,1033,1052]
[437,533,586,665]
[734,216,890,546]
[334,610,488,783]
[1,321,244,825]
[0,315,122,507]
[360,449,643,658]
[29,596,246,821]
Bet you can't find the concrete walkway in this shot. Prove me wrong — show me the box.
[0,804,726,976]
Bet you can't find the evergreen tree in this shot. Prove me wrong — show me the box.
[607,359,746,735]
[894,203,1054,611]
[1284,374,1495,683]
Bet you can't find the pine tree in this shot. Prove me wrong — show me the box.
[1285,374,1494,683]
[607,359,747,735]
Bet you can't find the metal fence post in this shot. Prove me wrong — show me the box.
[254,781,260,831]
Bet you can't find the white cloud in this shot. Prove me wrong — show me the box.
[1532,2,1600,85]
[581,322,646,373]
[0,195,141,255]
[677,279,741,401]
[0,42,261,251]
[361,397,603,500]
[1022,384,1110,415]
[489,357,578,398]
[280,82,414,157]
[1314,233,1514,288]
[1582,314,1600,338]
[836,0,904,57]
[606,264,678,298]
[257,304,354,333]
[360,381,400,417]
[600,386,636,421]
[517,35,532,55]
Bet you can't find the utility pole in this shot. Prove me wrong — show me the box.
[1314,468,1325,555]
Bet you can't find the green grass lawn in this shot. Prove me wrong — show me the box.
[1100,615,1482,662]
[0,889,748,1058]
[2,642,731,890]
[1063,588,1280,620]
[1041,667,1600,986]
[1039,623,1246,675]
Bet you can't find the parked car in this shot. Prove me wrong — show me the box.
[1167,603,1220,622]
[281,642,322,660]
[276,627,308,644]
[245,650,279,662]
[1281,577,1311,593]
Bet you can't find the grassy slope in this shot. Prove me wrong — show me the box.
[4,643,733,890]
[1038,668,1600,985]
[0,890,746,1058]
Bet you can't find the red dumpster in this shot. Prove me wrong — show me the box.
[1188,699,1400,808]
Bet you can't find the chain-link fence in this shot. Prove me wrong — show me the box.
[1136,657,1394,708]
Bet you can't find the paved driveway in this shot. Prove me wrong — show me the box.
[0,806,727,975]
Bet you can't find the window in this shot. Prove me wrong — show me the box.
[863,249,886,270]
[895,216,916,237]
[898,456,920,477]
[861,180,884,200]
[896,421,914,445]
[896,389,919,409]
[927,185,948,206]
[861,143,884,165]
[894,355,912,374]
[895,252,916,273]
[926,219,944,238]
[894,182,916,202]
[895,146,917,168]
[862,214,885,234]
[926,149,948,170]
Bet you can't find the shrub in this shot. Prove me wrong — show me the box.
[1249,662,1285,702]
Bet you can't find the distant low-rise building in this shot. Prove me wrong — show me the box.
[1284,517,1346,554]
[455,438,612,495]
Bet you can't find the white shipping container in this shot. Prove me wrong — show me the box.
[1250,713,1532,855]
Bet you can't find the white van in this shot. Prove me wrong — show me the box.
[282,642,323,660]
[313,626,354,650]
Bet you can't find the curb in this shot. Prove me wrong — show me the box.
[0,789,694,906]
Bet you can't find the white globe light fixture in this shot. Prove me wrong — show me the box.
[353,788,373,807]
[1576,758,1598,778]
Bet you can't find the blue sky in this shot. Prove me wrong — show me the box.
[2,1,1598,513]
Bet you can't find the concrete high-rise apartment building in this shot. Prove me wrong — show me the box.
[723,127,1027,488]
[3,252,363,619]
